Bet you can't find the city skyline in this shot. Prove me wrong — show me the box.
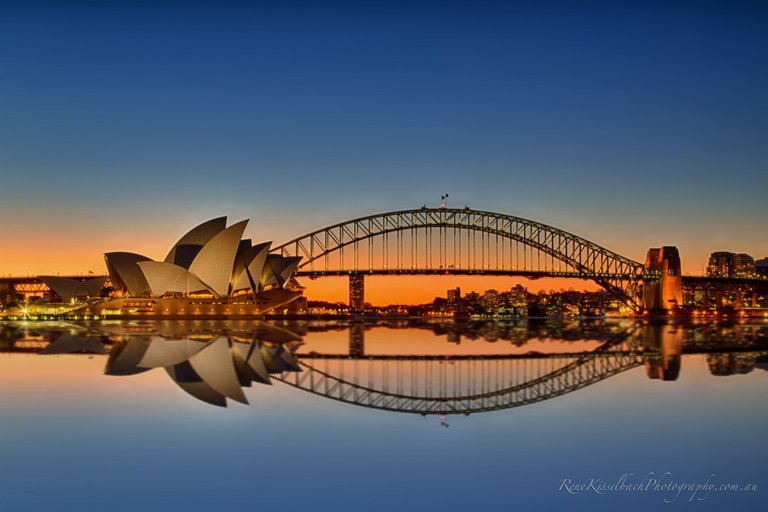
[2,1,767,304]
[2,208,765,306]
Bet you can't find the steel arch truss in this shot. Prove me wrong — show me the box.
[273,208,647,307]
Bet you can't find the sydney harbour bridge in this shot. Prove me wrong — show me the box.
[270,207,763,312]
[2,207,766,313]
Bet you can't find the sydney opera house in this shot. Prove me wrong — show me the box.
[37,217,304,318]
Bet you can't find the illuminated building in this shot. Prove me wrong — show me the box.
[734,254,756,277]
[707,251,755,278]
[508,285,529,306]
[36,217,304,318]
[446,287,461,313]
[480,289,499,313]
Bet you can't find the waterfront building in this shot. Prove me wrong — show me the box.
[734,254,756,277]
[446,287,462,314]
[32,217,304,318]
[508,285,530,306]
[480,289,499,313]
[707,251,756,278]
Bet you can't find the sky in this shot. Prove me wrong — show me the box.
[1,1,767,303]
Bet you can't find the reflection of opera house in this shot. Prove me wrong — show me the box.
[42,217,304,318]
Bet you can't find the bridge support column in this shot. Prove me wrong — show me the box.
[643,246,683,314]
[349,274,365,314]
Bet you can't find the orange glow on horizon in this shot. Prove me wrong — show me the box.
[301,275,603,305]
[0,222,735,305]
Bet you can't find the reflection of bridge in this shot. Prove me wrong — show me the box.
[277,343,647,415]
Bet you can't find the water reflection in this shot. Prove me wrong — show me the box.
[105,336,301,406]
[1,319,767,413]
[40,333,107,355]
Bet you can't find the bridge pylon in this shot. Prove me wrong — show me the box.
[349,274,365,314]
[643,246,682,313]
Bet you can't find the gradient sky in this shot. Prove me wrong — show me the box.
[1,1,767,303]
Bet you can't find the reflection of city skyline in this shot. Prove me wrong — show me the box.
[282,318,768,348]
[2,320,768,413]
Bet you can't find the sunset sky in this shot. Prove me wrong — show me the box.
[1,1,766,304]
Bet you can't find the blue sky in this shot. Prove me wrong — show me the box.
[1,1,766,284]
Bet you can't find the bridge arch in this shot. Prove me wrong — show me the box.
[273,208,649,307]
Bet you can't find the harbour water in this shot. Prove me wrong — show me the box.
[0,318,766,511]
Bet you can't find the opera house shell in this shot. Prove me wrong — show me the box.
[85,217,303,318]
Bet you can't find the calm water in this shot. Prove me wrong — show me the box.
[1,318,766,511]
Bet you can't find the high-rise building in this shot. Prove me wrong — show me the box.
[707,252,732,277]
[445,287,462,314]
[734,253,755,277]
[481,289,499,313]
[707,251,755,278]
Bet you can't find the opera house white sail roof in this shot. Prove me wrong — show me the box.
[104,217,301,299]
